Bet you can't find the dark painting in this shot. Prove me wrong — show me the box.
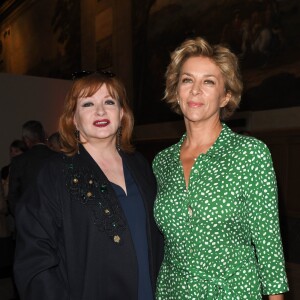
[96,36,113,70]
[138,0,300,124]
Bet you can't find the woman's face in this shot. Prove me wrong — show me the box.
[177,56,229,125]
[73,84,123,145]
[10,147,23,158]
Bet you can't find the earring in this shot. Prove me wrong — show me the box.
[116,127,122,151]
[75,130,80,154]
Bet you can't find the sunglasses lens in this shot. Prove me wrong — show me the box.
[71,71,92,80]
[71,70,115,80]
[101,71,115,78]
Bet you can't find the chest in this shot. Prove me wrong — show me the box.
[154,154,249,231]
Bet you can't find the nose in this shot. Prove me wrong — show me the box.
[96,103,106,116]
[190,84,201,96]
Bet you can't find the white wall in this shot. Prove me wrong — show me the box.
[248,106,300,131]
[0,73,72,167]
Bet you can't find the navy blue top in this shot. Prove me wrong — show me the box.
[111,164,153,300]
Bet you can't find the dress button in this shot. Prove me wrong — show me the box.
[113,235,121,243]
[188,206,193,217]
[100,184,107,192]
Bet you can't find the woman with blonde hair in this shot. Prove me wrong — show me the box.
[153,37,288,299]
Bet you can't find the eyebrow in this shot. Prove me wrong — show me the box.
[181,72,193,77]
[79,93,113,100]
[181,72,217,79]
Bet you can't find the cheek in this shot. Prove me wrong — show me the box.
[178,85,187,96]
[177,91,186,103]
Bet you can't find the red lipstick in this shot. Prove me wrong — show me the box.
[93,119,110,127]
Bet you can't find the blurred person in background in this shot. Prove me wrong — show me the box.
[47,131,62,152]
[8,120,54,216]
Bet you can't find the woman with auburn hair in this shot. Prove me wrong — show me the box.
[153,37,288,299]
[14,71,163,300]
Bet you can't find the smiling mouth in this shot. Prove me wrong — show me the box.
[93,120,110,127]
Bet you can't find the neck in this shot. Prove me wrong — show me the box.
[82,139,119,161]
[184,119,222,149]
[82,140,122,173]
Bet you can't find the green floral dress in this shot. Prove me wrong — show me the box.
[153,124,288,300]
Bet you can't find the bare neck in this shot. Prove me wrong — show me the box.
[83,140,126,193]
[83,140,119,163]
[183,119,223,151]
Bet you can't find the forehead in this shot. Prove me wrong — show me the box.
[75,83,121,110]
[78,83,107,98]
[181,56,221,75]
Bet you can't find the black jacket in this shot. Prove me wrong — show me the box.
[14,145,163,300]
[8,144,54,215]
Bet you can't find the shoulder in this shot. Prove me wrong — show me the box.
[37,152,67,178]
[122,150,148,163]
[30,144,55,157]
[11,145,54,165]
[231,132,270,153]
[9,153,27,173]
[153,142,178,168]
[121,150,152,173]
[227,131,272,164]
[122,151,157,190]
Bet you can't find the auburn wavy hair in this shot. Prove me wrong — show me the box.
[59,73,134,156]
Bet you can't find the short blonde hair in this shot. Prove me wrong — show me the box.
[59,73,134,156]
[165,37,243,120]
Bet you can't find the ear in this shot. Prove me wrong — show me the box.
[120,107,124,121]
[220,91,231,108]
[73,115,78,129]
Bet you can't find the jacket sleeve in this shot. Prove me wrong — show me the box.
[244,141,289,295]
[7,157,22,216]
[14,163,68,300]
